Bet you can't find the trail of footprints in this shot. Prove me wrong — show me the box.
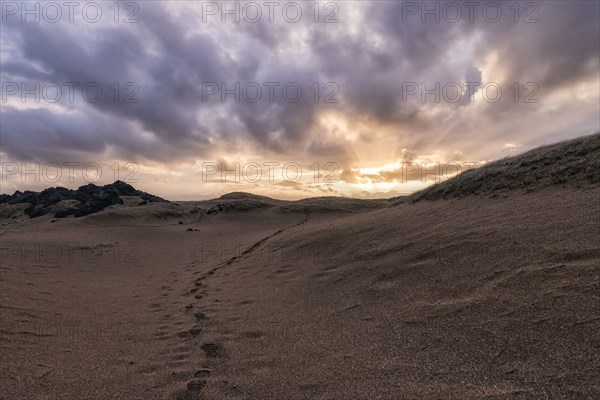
[177,266,225,399]
[158,220,310,398]
[139,266,221,400]
[145,264,225,399]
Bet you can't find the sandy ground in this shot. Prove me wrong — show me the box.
[1,187,599,399]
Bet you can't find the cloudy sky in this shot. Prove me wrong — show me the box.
[1,0,599,199]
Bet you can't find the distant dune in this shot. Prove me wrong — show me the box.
[3,133,598,221]
[1,133,599,399]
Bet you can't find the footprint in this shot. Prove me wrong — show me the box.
[201,342,221,358]
[188,327,202,337]
[194,369,210,378]
[174,379,207,399]
[186,379,207,391]
[177,327,202,338]
[193,312,206,321]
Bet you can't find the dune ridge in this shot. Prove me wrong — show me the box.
[403,132,600,203]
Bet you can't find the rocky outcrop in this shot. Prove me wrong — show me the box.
[0,181,168,218]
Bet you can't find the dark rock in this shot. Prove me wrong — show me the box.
[1,180,169,219]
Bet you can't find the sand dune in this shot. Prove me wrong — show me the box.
[1,134,599,399]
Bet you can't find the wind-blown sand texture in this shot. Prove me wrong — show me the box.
[1,134,599,399]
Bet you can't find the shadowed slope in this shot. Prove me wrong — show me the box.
[401,132,600,203]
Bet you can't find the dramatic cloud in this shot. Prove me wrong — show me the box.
[1,0,598,199]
